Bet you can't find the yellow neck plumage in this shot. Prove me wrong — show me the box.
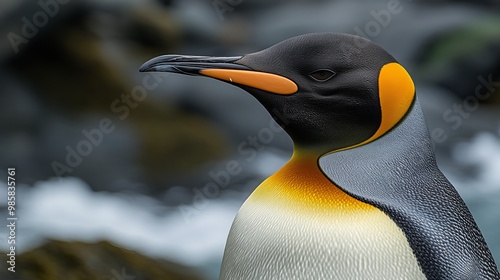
[246,149,372,214]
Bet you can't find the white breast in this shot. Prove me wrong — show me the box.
[220,200,426,280]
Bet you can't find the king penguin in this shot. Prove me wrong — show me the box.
[140,33,500,279]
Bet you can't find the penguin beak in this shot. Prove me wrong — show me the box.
[139,55,298,95]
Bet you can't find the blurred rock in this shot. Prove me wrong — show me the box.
[0,240,203,280]
[417,17,500,104]
[0,1,228,191]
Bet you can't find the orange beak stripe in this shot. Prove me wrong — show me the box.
[200,69,298,95]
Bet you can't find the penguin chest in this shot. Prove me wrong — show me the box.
[220,155,425,280]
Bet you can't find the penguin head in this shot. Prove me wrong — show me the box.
[140,33,415,154]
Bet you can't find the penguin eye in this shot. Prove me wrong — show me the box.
[309,69,336,82]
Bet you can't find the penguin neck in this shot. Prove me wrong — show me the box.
[291,144,335,158]
[246,145,371,213]
[290,145,324,161]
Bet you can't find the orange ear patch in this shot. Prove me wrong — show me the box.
[373,62,415,140]
[333,63,415,153]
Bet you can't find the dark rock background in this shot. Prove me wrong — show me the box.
[0,0,499,279]
[0,240,202,280]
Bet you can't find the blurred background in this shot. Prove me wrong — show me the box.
[0,0,499,279]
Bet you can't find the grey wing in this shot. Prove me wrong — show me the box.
[319,100,500,279]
